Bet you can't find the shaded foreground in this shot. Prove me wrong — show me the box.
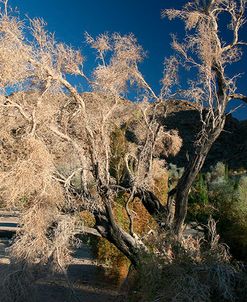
[0,237,125,302]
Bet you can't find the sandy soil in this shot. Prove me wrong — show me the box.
[0,238,126,302]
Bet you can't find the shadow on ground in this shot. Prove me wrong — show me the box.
[0,241,127,302]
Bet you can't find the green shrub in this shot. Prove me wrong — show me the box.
[188,163,247,261]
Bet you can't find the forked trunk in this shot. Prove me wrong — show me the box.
[94,200,148,267]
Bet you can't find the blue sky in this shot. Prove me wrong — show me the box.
[15,0,247,120]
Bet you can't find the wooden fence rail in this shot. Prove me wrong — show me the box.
[0,210,101,236]
[0,210,20,233]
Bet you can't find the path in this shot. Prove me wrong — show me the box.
[0,213,125,302]
[35,245,125,302]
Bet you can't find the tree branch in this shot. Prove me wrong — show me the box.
[229,93,247,104]
[80,226,102,237]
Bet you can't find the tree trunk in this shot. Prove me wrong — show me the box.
[135,189,168,225]
[174,120,225,237]
[94,201,148,267]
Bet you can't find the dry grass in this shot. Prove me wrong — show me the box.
[126,219,247,302]
[0,1,246,301]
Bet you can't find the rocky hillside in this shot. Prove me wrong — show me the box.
[3,92,246,172]
[163,100,247,171]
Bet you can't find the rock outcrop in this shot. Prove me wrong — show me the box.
[162,100,247,171]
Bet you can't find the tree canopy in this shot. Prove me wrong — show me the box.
[0,1,247,300]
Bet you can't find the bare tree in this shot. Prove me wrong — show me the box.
[0,0,246,287]
[0,1,181,272]
[162,0,247,237]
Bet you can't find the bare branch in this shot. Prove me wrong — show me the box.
[80,226,102,237]
[229,93,247,103]
[1,99,30,121]
[125,188,135,236]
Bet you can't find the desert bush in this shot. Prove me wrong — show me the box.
[218,176,247,260]
[0,0,246,300]
[168,164,184,188]
[126,219,247,302]
[187,163,247,261]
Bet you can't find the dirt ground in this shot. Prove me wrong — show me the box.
[0,238,126,302]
